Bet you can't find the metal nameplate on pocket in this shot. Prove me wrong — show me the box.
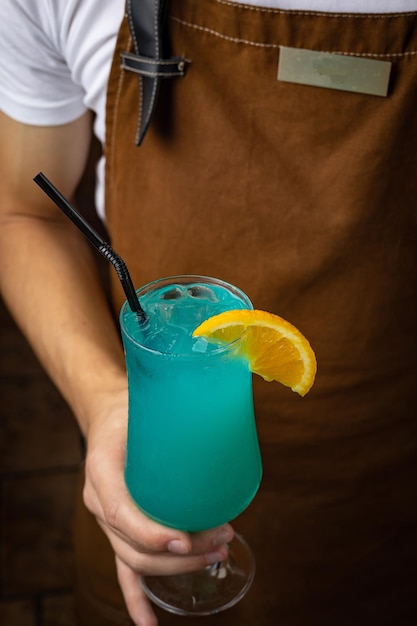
[278,46,391,97]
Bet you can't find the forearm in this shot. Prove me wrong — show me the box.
[0,111,128,435]
[0,210,126,436]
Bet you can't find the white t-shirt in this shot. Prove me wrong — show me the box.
[1,0,416,216]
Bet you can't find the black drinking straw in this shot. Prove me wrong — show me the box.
[33,172,147,324]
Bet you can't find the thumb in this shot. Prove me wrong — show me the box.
[115,556,158,626]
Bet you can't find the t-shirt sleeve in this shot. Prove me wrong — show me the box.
[0,0,86,126]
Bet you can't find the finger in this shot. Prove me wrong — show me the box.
[106,526,229,576]
[86,469,233,555]
[87,474,233,559]
[115,556,158,626]
[190,524,234,554]
[84,478,192,555]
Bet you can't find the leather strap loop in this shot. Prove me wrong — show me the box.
[121,52,187,78]
[125,0,188,145]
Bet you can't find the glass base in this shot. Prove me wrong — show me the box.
[140,534,255,616]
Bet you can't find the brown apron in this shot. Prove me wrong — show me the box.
[74,1,417,624]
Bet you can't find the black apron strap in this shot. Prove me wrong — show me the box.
[123,0,188,145]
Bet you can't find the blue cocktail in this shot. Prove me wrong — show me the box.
[120,275,262,614]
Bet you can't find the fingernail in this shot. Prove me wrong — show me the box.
[168,539,189,555]
[213,526,234,546]
[206,549,227,565]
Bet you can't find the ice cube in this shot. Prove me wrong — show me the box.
[151,301,173,324]
[161,286,184,300]
[192,337,209,353]
[186,285,219,302]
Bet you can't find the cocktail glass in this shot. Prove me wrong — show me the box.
[120,275,262,615]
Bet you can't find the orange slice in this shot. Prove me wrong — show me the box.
[193,309,317,396]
